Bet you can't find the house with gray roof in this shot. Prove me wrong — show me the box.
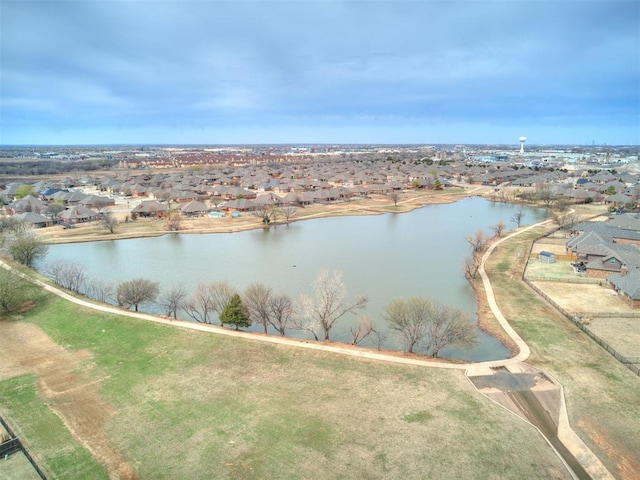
[13,212,54,228]
[606,268,640,308]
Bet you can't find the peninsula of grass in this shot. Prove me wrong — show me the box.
[483,225,640,479]
[1,293,573,480]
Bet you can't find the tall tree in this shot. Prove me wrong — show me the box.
[268,293,295,336]
[165,208,182,231]
[45,259,86,293]
[280,205,298,224]
[100,210,118,234]
[383,297,430,353]
[296,268,367,341]
[85,277,114,303]
[465,229,488,253]
[3,229,48,268]
[511,209,525,228]
[183,281,235,325]
[219,293,251,330]
[490,220,506,238]
[0,268,35,315]
[116,278,159,312]
[46,199,66,221]
[244,282,272,333]
[158,285,187,319]
[383,297,477,357]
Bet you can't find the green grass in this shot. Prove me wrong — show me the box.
[486,226,640,478]
[4,291,576,479]
[0,375,108,480]
[402,410,433,424]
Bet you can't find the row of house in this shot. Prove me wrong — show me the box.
[566,215,640,308]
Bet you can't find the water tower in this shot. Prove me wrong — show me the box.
[519,136,527,155]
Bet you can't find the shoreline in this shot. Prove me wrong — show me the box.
[40,188,471,244]
[36,187,522,361]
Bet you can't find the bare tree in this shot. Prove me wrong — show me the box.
[426,301,477,358]
[85,277,114,303]
[252,205,273,225]
[158,285,187,319]
[552,210,579,230]
[537,187,556,208]
[463,253,482,280]
[495,188,515,204]
[183,281,236,325]
[465,229,488,253]
[45,200,65,221]
[244,282,273,333]
[280,205,298,224]
[45,259,86,293]
[490,220,506,238]
[388,192,400,206]
[296,268,368,341]
[165,208,182,231]
[371,327,389,351]
[183,283,217,323]
[383,297,429,353]
[268,293,295,335]
[116,278,159,312]
[350,316,376,345]
[100,210,118,234]
[511,209,525,228]
[554,196,571,212]
[383,297,477,357]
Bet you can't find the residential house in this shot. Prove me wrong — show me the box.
[606,268,640,308]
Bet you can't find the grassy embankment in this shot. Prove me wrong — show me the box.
[477,225,640,480]
[1,291,571,480]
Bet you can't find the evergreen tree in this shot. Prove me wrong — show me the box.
[219,293,251,330]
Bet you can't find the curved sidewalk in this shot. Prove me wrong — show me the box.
[2,219,544,371]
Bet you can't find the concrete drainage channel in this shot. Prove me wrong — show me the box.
[467,365,596,480]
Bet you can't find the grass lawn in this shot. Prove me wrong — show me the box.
[0,374,108,479]
[1,294,573,480]
[483,226,640,480]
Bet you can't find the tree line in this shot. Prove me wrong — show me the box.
[41,259,478,358]
[0,217,479,358]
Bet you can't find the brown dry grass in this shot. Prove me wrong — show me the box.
[39,189,466,244]
[587,317,640,358]
[531,281,635,314]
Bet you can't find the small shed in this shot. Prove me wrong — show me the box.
[538,251,556,264]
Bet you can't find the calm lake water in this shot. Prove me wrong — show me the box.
[38,197,547,361]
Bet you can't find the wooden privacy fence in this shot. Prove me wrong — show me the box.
[522,225,640,378]
[528,253,576,262]
[0,415,47,479]
[525,275,602,285]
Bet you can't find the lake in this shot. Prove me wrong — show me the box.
[38,197,547,361]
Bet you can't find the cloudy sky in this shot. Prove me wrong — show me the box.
[1,0,638,145]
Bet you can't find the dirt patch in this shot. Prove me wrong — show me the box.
[0,321,136,480]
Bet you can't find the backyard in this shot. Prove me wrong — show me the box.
[482,226,640,480]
